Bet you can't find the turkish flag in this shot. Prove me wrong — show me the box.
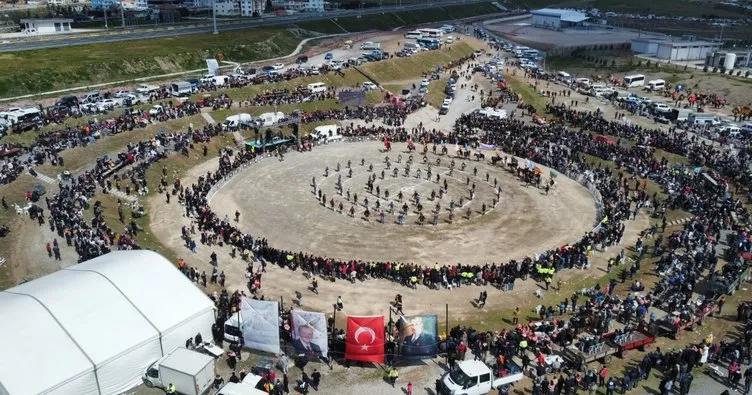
[345,316,385,363]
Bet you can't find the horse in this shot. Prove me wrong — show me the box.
[474,151,485,161]
[491,155,503,166]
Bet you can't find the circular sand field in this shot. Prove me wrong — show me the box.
[211,141,597,265]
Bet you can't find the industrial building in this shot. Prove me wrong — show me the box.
[655,40,722,61]
[531,8,589,30]
[19,18,73,34]
[630,38,666,56]
[705,50,752,70]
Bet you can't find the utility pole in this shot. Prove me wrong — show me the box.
[104,5,108,29]
[120,0,125,28]
[212,0,218,34]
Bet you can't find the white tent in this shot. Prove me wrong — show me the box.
[0,250,216,395]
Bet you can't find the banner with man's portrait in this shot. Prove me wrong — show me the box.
[398,315,439,358]
[290,310,328,358]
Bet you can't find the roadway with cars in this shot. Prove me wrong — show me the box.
[0,0,499,53]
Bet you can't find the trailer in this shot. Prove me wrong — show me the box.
[648,301,718,339]
[560,340,618,370]
[602,325,655,358]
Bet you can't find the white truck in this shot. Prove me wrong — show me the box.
[360,41,381,50]
[137,84,161,95]
[224,113,254,130]
[437,360,524,395]
[255,111,286,127]
[311,124,343,142]
[142,348,215,395]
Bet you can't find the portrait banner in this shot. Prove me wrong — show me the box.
[398,315,439,358]
[290,310,328,357]
[239,298,280,354]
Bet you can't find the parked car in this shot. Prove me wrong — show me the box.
[296,55,308,64]
[148,105,164,116]
[272,63,285,70]
[113,90,131,98]
[362,82,377,91]
[324,52,333,60]
[96,99,120,112]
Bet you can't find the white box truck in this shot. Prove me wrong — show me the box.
[142,348,215,395]
[255,111,286,127]
[224,113,254,130]
[437,360,524,395]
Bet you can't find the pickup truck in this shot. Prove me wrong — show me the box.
[438,360,523,395]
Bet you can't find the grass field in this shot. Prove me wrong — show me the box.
[361,42,476,82]
[0,28,302,99]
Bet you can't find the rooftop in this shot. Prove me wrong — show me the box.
[532,8,589,23]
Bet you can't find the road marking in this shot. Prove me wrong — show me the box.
[201,112,216,124]
[33,172,57,185]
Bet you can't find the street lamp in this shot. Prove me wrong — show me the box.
[120,0,125,28]
[104,4,108,29]
[212,0,218,34]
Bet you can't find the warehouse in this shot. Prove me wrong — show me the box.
[631,38,667,56]
[0,250,216,395]
[531,8,589,30]
[19,18,73,34]
[656,40,722,61]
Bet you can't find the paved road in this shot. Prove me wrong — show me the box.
[0,0,498,53]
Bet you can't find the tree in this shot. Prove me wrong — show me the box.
[611,59,616,67]
[646,60,651,67]
[264,0,273,13]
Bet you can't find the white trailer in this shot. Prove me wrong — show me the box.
[142,348,215,395]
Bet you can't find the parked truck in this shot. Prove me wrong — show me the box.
[223,113,254,130]
[142,348,215,395]
[438,360,524,395]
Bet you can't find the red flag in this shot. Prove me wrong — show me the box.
[345,316,385,363]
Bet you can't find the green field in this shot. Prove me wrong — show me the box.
[0,28,302,98]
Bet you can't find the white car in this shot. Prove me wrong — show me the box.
[420,78,430,87]
[362,82,377,91]
[309,66,320,75]
[148,105,164,116]
[96,99,120,112]
[272,63,285,70]
[113,90,131,98]
[124,94,145,105]
[442,98,453,106]
[330,60,343,70]
[652,103,671,113]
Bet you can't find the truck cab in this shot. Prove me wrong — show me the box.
[438,360,523,395]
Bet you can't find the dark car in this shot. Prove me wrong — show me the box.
[296,55,308,64]
[56,95,79,108]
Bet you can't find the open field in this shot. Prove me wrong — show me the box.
[0,29,302,98]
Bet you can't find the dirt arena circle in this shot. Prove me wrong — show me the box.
[211,141,597,265]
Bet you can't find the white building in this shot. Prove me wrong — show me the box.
[272,0,323,12]
[19,18,73,34]
[531,8,588,30]
[241,0,264,16]
[214,0,240,15]
[656,40,722,61]
[0,250,216,395]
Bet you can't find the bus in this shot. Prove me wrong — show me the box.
[417,28,443,38]
[623,74,645,88]
[404,30,423,39]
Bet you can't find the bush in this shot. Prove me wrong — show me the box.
[611,59,616,67]
[646,60,651,67]
[713,67,718,73]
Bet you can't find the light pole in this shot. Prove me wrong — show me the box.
[104,5,108,29]
[120,0,125,28]
[212,0,218,34]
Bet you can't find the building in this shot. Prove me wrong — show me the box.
[214,0,240,15]
[240,0,264,16]
[0,250,215,395]
[656,40,722,61]
[531,8,589,30]
[19,18,73,34]
[630,38,667,56]
[705,50,752,70]
[272,0,324,12]
[90,0,118,8]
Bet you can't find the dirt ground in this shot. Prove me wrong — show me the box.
[211,141,596,265]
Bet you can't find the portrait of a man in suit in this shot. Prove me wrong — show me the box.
[401,316,437,356]
[293,324,322,356]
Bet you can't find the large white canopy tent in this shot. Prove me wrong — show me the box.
[0,250,215,395]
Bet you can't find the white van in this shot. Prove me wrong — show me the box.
[688,113,719,126]
[256,111,285,127]
[307,82,327,94]
[212,76,230,87]
[171,81,194,97]
[224,113,253,130]
[646,79,665,91]
[311,124,343,142]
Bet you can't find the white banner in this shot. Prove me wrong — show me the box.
[239,298,280,354]
[290,310,328,357]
